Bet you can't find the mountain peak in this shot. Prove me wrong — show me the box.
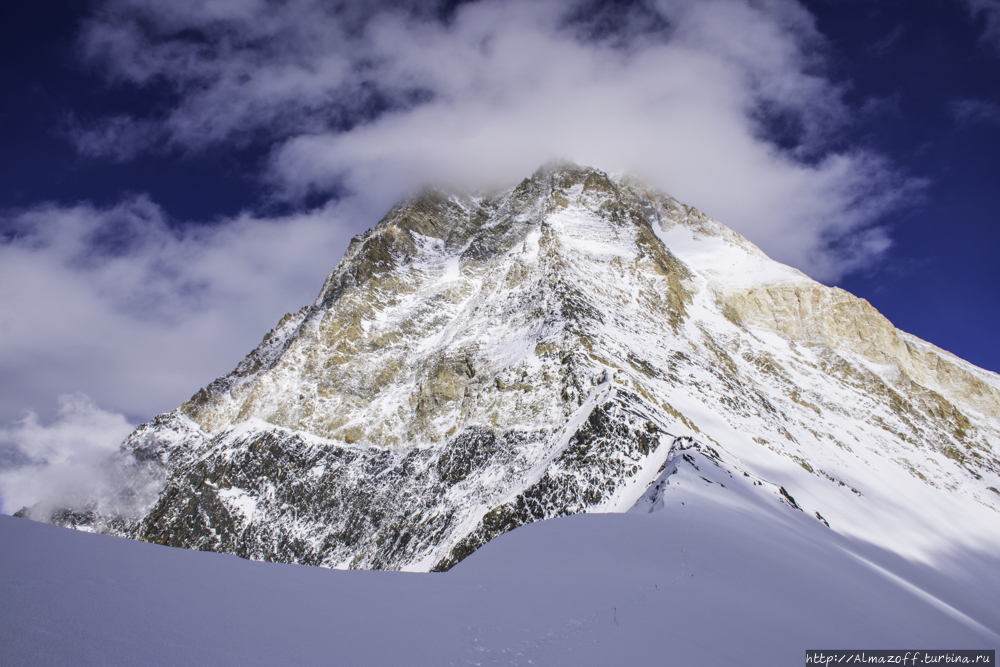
[29,163,1000,573]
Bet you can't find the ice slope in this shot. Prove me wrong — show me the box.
[3,473,998,667]
[24,162,1000,574]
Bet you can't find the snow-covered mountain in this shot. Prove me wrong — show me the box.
[25,162,1000,573]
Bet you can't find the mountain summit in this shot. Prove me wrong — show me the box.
[28,163,1000,571]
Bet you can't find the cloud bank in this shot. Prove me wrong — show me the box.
[74,0,919,279]
[0,196,352,426]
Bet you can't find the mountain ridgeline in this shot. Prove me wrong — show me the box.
[27,163,1000,571]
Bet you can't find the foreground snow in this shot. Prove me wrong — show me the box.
[4,466,997,667]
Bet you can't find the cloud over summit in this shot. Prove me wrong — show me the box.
[74,0,918,280]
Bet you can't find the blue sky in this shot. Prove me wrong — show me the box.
[1,0,999,507]
[811,0,1000,377]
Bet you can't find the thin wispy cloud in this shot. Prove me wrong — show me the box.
[64,114,166,162]
[868,26,906,57]
[952,97,1000,125]
[964,0,1000,51]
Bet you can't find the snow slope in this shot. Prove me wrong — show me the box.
[3,472,997,667]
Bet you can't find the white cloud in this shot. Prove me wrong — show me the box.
[0,394,138,515]
[0,196,354,427]
[74,0,920,281]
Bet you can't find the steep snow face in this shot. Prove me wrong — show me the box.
[33,163,1000,571]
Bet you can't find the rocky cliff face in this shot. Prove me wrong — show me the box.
[31,163,1000,571]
